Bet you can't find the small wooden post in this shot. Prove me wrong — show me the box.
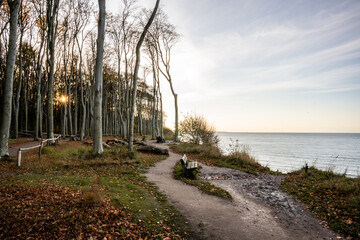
[17,149,22,167]
[38,145,42,159]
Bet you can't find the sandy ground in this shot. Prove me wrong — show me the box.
[144,142,341,240]
[8,140,41,157]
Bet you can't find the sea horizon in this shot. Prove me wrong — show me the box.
[217,131,360,134]
[216,132,360,178]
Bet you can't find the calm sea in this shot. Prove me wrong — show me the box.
[217,132,360,178]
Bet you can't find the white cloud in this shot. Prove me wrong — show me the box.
[107,0,360,132]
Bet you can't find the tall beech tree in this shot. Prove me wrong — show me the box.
[0,0,179,153]
[33,0,47,140]
[13,1,30,139]
[46,0,60,143]
[0,0,20,158]
[154,14,180,142]
[146,11,179,141]
[74,0,92,140]
[93,0,105,155]
[128,0,160,151]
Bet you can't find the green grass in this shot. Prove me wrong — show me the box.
[8,139,18,144]
[0,141,195,239]
[281,167,360,238]
[170,143,276,175]
[173,160,232,200]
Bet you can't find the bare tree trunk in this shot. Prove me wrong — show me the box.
[35,53,43,140]
[80,79,86,141]
[24,72,28,131]
[174,94,178,141]
[85,84,90,137]
[124,57,129,139]
[79,52,86,140]
[113,87,117,135]
[102,89,107,135]
[0,0,20,158]
[117,62,125,137]
[137,98,143,136]
[93,0,105,155]
[151,75,157,139]
[63,77,68,137]
[89,34,96,138]
[89,79,94,137]
[14,25,24,139]
[33,2,46,140]
[67,59,74,135]
[46,0,60,143]
[157,78,164,138]
[74,73,78,135]
[128,0,160,150]
[34,71,41,140]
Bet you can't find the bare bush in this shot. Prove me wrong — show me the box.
[179,113,219,145]
[227,138,256,164]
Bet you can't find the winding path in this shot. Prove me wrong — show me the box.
[144,143,339,240]
[8,140,41,157]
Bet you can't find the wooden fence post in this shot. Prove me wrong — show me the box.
[38,145,42,159]
[17,149,22,167]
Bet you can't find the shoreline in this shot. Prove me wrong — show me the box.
[217,132,360,178]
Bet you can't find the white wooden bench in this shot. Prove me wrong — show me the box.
[180,154,198,170]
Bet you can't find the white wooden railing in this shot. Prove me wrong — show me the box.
[17,135,61,167]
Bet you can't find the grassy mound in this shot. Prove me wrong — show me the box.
[281,167,360,238]
[170,143,274,175]
[173,160,232,200]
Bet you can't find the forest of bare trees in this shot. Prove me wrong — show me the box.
[0,0,180,158]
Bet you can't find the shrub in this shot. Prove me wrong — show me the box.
[126,151,137,159]
[226,139,256,165]
[179,113,219,146]
[41,146,54,154]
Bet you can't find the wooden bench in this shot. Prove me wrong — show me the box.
[180,154,198,170]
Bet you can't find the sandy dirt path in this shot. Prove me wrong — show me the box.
[144,143,339,240]
[8,140,42,157]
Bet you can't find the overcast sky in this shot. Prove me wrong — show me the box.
[108,0,360,133]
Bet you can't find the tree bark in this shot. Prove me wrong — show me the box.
[74,72,78,135]
[67,49,75,135]
[93,0,105,155]
[0,0,20,158]
[102,88,107,135]
[128,0,160,151]
[14,22,24,139]
[62,18,69,138]
[113,87,117,135]
[77,41,86,140]
[85,84,90,137]
[157,75,164,138]
[24,71,28,131]
[152,75,157,139]
[46,0,60,143]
